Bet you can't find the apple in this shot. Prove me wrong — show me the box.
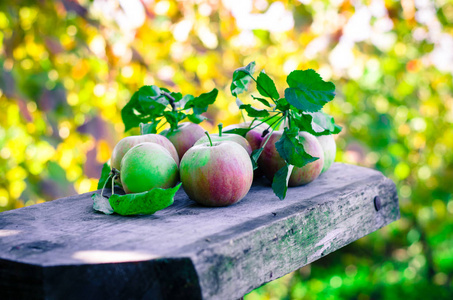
[160,122,205,158]
[316,134,336,173]
[258,130,324,186]
[193,124,252,155]
[180,135,253,206]
[223,121,269,151]
[111,134,179,171]
[120,142,179,194]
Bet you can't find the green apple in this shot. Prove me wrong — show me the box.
[111,134,179,171]
[120,142,179,194]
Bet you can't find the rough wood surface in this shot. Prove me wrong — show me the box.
[0,163,399,300]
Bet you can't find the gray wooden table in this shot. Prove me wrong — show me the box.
[0,163,399,300]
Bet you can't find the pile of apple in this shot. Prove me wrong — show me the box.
[100,61,342,210]
[110,120,336,207]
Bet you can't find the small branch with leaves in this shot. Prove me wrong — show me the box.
[229,61,342,200]
[121,85,218,133]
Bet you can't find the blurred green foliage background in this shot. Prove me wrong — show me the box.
[1,0,452,298]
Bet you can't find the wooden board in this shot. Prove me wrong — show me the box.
[0,163,399,300]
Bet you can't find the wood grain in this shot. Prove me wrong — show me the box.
[0,163,399,300]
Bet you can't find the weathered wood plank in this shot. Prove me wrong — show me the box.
[0,163,399,300]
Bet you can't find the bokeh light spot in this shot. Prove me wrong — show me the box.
[330,275,342,288]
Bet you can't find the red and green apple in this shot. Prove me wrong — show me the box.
[194,124,252,155]
[180,135,253,206]
[258,130,324,186]
[223,121,268,152]
[160,122,205,158]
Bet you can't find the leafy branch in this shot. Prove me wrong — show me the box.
[230,61,342,199]
[121,85,218,133]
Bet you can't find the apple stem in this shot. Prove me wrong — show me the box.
[218,123,223,137]
[205,131,213,147]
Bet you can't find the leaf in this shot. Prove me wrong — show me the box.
[121,91,152,132]
[309,111,342,135]
[231,61,256,97]
[138,85,167,114]
[187,113,207,124]
[109,183,182,215]
[284,69,335,112]
[163,111,186,130]
[168,91,183,102]
[184,88,218,114]
[251,95,272,107]
[178,94,194,109]
[239,104,270,118]
[257,71,279,100]
[272,164,294,200]
[275,127,318,168]
[291,113,313,133]
[292,111,342,136]
[92,193,114,215]
[140,120,160,135]
[276,98,290,111]
[97,162,112,189]
[250,148,264,170]
[223,127,251,137]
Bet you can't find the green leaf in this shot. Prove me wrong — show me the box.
[231,61,256,97]
[291,113,313,133]
[239,104,270,118]
[138,85,168,114]
[140,120,160,135]
[121,91,152,131]
[163,111,186,130]
[168,91,183,102]
[184,88,218,114]
[250,148,264,170]
[187,113,207,124]
[284,69,335,112]
[97,162,112,190]
[92,193,114,215]
[178,94,194,109]
[251,95,272,107]
[276,98,290,111]
[272,164,294,200]
[223,127,251,137]
[275,127,318,167]
[309,111,342,135]
[292,111,342,136]
[109,183,182,215]
[257,71,279,100]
